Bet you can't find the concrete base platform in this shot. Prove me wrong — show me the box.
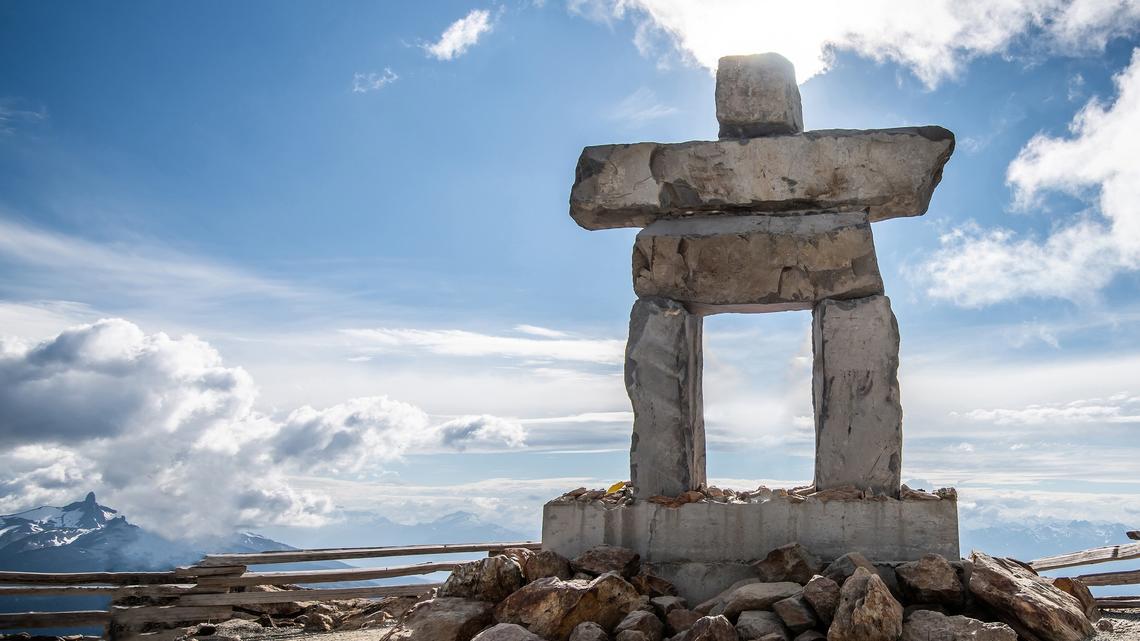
[542,496,959,602]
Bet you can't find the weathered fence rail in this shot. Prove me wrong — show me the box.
[0,540,540,639]
[1028,530,1140,611]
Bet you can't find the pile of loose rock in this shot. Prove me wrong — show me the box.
[384,542,1106,641]
[551,484,956,508]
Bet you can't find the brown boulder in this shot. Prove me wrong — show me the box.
[615,610,664,641]
[695,578,761,614]
[440,555,525,603]
[568,621,609,641]
[651,595,687,617]
[632,572,678,597]
[753,543,824,585]
[723,582,803,619]
[1049,577,1100,623]
[828,567,903,641]
[494,572,640,641]
[685,615,738,641]
[967,552,1093,641]
[772,595,819,633]
[802,574,840,625]
[901,610,1016,641]
[823,553,877,585]
[736,610,791,640]
[472,623,545,641]
[895,554,964,606]
[574,545,641,578]
[667,608,702,635]
[387,597,494,641]
[796,632,826,641]
[524,549,574,582]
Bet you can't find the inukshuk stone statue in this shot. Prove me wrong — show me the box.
[544,53,958,599]
[576,53,953,499]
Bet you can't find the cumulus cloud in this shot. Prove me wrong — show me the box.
[571,0,1140,87]
[424,9,493,61]
[341,326,625,365]
[0,319,527,539]
[352,68,399,93]
[915,48,1140,306]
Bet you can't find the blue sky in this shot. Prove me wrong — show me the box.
[1,1,1139,541]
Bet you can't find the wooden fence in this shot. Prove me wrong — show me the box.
[0,540,541,639]
[1029,531,1140,610]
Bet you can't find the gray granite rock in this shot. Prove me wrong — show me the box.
[735,610,791,640]
[569,127,955,230]
[716,53,803,138]
[896,554,965,606]
[626,297,705,499]
[633,213,882,314]
[812,295,902,497]
[901,610,1016,641]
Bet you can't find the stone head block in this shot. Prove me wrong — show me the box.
[716,53,803,138]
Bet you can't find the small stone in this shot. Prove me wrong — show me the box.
[684,615,737,641]
[822,553,877,585]
[680,490,705,504]
[716,53,803,138]
[735,610,791,640]
[574,545,641,578]
[968,552,1093,641]
[1096,620,1114,632]
[472,623,545,641]
[752,543,824,585]
[896,554,965,606]
[615,610,664,641]
[771,595,818,633]
[722,582,803,619]
[829,568,903,641]
[569,621,609,641]
[666,608,702,636]
[439,555,524,603]
[524,549,574,582]
[651,595,688,617]
[901,610,1016,641]
[801,574,839,625]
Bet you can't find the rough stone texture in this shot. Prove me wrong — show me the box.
[1049,577,1100,623]
[796,632,826,641]
[616,610,665,641]
[667,608,702,636]
[812,295,903,497]
[828,568,903,641]
[736,610,792,640]
[388,597,493,641]
[651,595,687,617]
[633,213,882,314]
[542,499,959,602]
[696,578,763,614]
[569,621,610,641]
[626,297,705,499]
[802,574,840,626]
[632,572,678,597]
[752,543,824,585]
[716,53,802,139]
[967,552,1094,641]
[494,572,640,641]
[616,632,649,641]
[896,554,965,606]
[901,610,1017,641]
[575,545,641,578]
[524,549,573,583]
[569,127,955,230]
[771,595,819,633]
[472,623,546,641]
[722,582,803,619]
[822,553,878,585]
[685,615,738,641]
[439,555,525,603]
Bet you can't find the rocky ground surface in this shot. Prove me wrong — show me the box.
[550,482,957,508]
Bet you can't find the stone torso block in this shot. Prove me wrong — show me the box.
[626,297,705,499]
[812,295,902,497]
[633,212,883,314]
[570,127,954,230]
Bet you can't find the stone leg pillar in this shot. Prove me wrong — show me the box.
[812,295,902,497]
[626,296,706,499]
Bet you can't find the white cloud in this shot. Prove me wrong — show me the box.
[572,0,1140,87]
[608,87,678,125]
[0,98,47,135]
[341,326,625,365]
[352,68,399,93]
[424,9,493,61]
[0,319,527,539]
[915,49,1140,306]
[959,394,1140,425]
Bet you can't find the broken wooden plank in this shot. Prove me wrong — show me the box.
[178,583,440,606]
[0,584,195,597]
[1096,596,1140,609]
[194,561,459,587]
[0,570,179,585]
[173,565,246,577]
[0,610,111,627]
[1073,568,1140,587]
[1029,541,1140,571]
[195,541,540,567]
[110,604,233,624]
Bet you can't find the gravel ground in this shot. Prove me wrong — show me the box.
[1098,610,1140,640]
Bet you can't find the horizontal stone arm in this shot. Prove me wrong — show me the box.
[570,126,954,230]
